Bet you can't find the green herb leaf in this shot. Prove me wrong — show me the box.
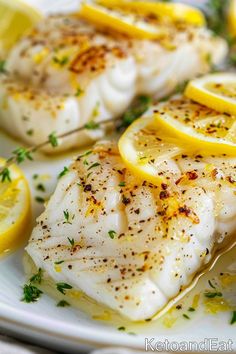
[67,237,75,248]
[0,167,11,183]
[53,56,69,66]
[58,166,69,179]
[230,311,236,325]
[183,314,190,320]
[36,183,46,192]
[57,300,70,307]
[0,60,6,73]
[119,181,126,187]
[118,326,126,331]
[204,291,222,298]
[108,230,116,239]
[56,282,73,295]
[54,260,65,265]
[48,132,58,148]
[208,280,216,289]
[22,284,43,303]
[11,147,33,164]
[77,150,92,160]
[30,268,43,285]
[120,95,152,129]
[84,121,100,130]
[188,307,196,312]
[92,102,100,118]
[26,129,34,136]
[160,80,189,102]
[75,87,84,97]
[205,0,229,36]
[87,162,100,171]
[63,210,72,224]
[35,196,45,204]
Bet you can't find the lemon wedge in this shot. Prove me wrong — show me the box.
[79,3,166,39]
[118,115,183,185]
[185,73,236,116]
[0,159,31,256]
[0,0,42,54]
[228,0,236,37]
[96,0,206,27]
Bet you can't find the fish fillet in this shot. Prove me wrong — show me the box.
[0,15,228,152]
[26,132,236,320]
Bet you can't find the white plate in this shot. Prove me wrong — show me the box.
[0,123,236,354]
[0,1,236,353]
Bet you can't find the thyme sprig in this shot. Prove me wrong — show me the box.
[0,117,118,179]
[0,96,152,181]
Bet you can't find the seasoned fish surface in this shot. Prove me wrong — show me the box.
[26,142,236,320]
[0,15,227,152]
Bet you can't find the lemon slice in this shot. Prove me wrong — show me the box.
[185,73,236,117]
[79,3,166,39]
[0,0,42,54]
[119,98,236,185]
[0,159,31,255]
[228,0,236,37]
[118,115,183,185]
[154,97,236,155]
[96,0,206,27]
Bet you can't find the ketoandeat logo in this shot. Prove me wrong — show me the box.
[145,338,234,352]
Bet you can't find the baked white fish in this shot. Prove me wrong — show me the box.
[0,15,227,152]
[26,137,236,320]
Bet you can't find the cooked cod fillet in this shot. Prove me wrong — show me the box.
[0,15,227,152]
[26,138,236,321]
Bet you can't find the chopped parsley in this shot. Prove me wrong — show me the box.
[67,237,75,248]
[63,210,73,224]
[22,284,43,303]
[77,150,92,159]
[48,132,58,148]
[53,56,69,66]
[183,314,190,320]
[204,291,223,298]
[57,300,70,307]
[230,311,236,325]
[119,181,126,187]
[30,268,43,285]
[36,183,46,192]
[188,307,196,312]
[87,162,100,171]
[55,260,65,265]
[118,326,126,331]
[108,230,116,239]
[35,196,45,204]
[26,129,34,136]
[56,282,73,295]
[58,166,69,179]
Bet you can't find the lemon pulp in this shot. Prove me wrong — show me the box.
[0,159,31,256]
